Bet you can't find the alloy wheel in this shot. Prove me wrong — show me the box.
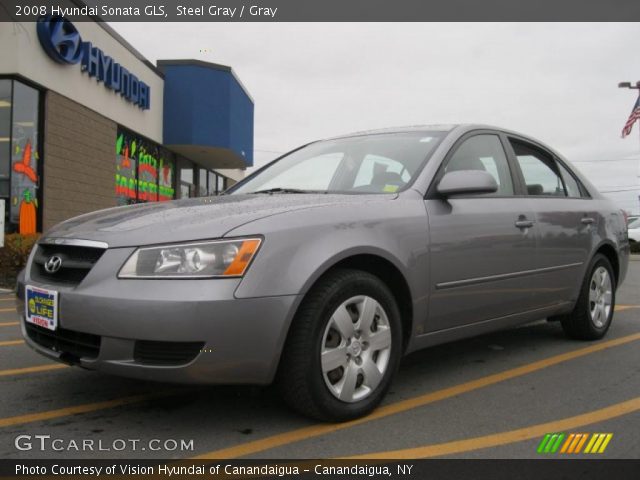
[589,266,612,328]
[320,295,392,403]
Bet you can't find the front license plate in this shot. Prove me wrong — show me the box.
[25,285,58,331]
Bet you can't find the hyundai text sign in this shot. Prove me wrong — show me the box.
[36,16,151,110]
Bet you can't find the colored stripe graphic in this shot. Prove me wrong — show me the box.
[537,433,566,453]
[550,433,565,453]
[597,434,613,453]
[574,433,588,453]
[542,433,613,454]
[584,434,598,453]
[567,433,583,453]
[560,433,574,453]
[536,434,552,453]
[584,433,613,454]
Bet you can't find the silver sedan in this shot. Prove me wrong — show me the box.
[17,125,630,421]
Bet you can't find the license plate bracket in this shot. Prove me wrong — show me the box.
[25,285,58,331]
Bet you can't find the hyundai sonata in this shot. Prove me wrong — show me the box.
[17,125,630,421]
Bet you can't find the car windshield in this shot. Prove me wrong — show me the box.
[229,131,446,195]
[629,218,640,229]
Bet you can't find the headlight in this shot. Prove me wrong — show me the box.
[118,238,262,279]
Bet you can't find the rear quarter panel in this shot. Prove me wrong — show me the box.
[564,198,629,304]
[598,201,630,287]
[567,158,630,288]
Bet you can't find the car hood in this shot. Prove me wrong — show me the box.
[41,193,395,248]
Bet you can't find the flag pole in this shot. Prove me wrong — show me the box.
[618,81,640,215]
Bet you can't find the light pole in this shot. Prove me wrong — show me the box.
[618,81,640,215]
[618,81,640,89]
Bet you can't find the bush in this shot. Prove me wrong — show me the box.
[0,233,39,289]
[631,241,640,254]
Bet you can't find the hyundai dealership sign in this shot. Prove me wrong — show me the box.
[36,16,151,110]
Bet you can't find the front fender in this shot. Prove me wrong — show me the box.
[226,197,430,301]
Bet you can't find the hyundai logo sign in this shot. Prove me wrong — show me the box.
[35,16,83,65]
[37,16,151,110]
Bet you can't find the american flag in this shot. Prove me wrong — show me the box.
[621,94,640,138]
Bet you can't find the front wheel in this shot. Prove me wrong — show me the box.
[277,269,403,421]
[560,254,616,340]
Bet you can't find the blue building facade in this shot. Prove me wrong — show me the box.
[160,60,254,170]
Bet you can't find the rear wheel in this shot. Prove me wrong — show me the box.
[560,254,615,340]
[277,269,402,421]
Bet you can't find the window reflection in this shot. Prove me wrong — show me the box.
[208,171,217,195]
[3,80,40,235]
[178,158,195,199]
[199,168,208,196]
[0,80,11,200]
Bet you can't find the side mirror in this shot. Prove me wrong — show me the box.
[436,170,498,197]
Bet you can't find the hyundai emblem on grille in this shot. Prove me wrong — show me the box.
[44,256,63,273]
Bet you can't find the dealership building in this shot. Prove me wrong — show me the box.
[0,16,254,235]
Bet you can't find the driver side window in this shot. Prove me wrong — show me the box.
[445,134,515,196]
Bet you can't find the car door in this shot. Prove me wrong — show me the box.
[506,136,596,307]
[424,132,540,332]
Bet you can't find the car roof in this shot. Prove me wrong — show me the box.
[322,123,548,141]
[324,124,460,140]
[323,124,557,153]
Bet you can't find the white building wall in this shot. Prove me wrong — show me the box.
[214,169,245,183]
[0,21,163,143]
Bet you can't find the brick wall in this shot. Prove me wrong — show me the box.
[42,91,117,231]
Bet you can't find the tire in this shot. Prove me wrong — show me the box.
[560,254,616,340]
[277,269,403,421]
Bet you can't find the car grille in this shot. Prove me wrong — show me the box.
[30,243,106,287]
[25,322,101,359]
[134,340,204,366]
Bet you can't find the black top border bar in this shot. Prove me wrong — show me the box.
[2,0,640,22]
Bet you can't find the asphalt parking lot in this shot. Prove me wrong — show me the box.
[1,259,639,460]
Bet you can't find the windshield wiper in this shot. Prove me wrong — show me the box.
[250,188,311,194]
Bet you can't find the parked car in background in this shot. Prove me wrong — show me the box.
[628,217,640,243]
[17,125,630,421]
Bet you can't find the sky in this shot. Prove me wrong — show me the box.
[110,22,640,213]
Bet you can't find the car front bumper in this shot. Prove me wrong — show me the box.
[17,247,300,385]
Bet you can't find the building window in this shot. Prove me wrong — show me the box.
[201,170,229,196]
[158,154,175,201]
[0,79,41,235]
[178,157,195,199]
[207,171,217,195]
[198,168,208,197]
[115,127,175,205]
[0,81,11,203]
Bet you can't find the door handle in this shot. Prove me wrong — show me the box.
[581,217,595,225]
[515,220,534,229]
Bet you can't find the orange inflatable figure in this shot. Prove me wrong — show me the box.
[19,189,37,235]
[13,141,38,183]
